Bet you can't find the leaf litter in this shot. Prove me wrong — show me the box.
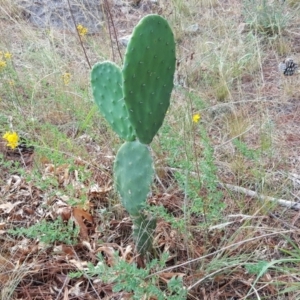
[2,139,300,300]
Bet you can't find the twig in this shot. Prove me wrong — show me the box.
[268,212,298,230]
[155,174,166,191]
[103,0,123,63]
[66,0,91,69]
[286,29,300,37]
[147,229,294,278]
[218,182,300,210]
[166,167,300,210]
[187,263,240,291]
[215,125,254,149]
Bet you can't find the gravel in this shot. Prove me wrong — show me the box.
[16,0,104,33]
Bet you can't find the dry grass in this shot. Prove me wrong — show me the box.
[1,0,300,299]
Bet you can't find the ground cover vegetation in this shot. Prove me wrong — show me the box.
[0,0,300,299]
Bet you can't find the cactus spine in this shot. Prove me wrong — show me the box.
[91,14,176,255]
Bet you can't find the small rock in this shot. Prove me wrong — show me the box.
[119,35,131,47]
[278,58,298,76]
[184,24,199,34]
[16,0,103,33]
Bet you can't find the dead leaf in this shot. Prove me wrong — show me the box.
[57,207,72,221]
[74,156,86,166]
[68,280,84,296]
[53,245,76,258]
[82,240,93,252]
[0,201,22,213]
[72,207,94,240]
[69,259,88,270]
[63,287,69,300]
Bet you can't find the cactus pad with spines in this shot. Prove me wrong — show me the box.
[123,14,176,144]
[114,140,154,216]
[91,61,136,141]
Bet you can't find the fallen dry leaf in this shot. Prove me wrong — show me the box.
[69,259,89,270]
[0,201,22,214]
[72,207,94,240]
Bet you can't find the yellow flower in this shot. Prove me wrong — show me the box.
[0,60,7,70]
[4,52,12,60]
[62,72,71,85]
[3,131,19,149]
[77,24,88,37]
[192,113,201,123]
[8,80,15,86]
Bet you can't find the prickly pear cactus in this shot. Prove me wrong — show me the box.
[91,61,136,141]
[123,14,176,144]
[91,14,176,255]
[113,140,154,216]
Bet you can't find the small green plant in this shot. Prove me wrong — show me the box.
[245,260,269,275]
[243,0,289,36]
[91,14,176,255]
[8,217,79,245]
[233,138,259,160]
[69,252,187,300]
[159,118,224,224]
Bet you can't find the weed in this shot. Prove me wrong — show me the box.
[242,0,289,36]
[70,252,187,300]
[245,260,269,275]
[188,32,259,102]
[233,139,259,160]
[8,217,79,245]
[160,113,224,225]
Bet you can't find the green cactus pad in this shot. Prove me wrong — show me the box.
[114,140,154,216]
[91,61,136,141]
[123,14,176,144]
[133,214,156,255]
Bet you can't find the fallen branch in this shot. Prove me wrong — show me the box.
[218,182,300,210]
[166,167,300,210]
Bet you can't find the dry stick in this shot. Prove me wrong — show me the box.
[215,125,254,149]
[218,182,300,210]
[240,281,268,300]
[167,167,300,211]
[187,264,241,291]
[54,276,70,300]
[102,0,115,61]
[103,0,123,63]
[66,0,91,69]
[147,229,294,279]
